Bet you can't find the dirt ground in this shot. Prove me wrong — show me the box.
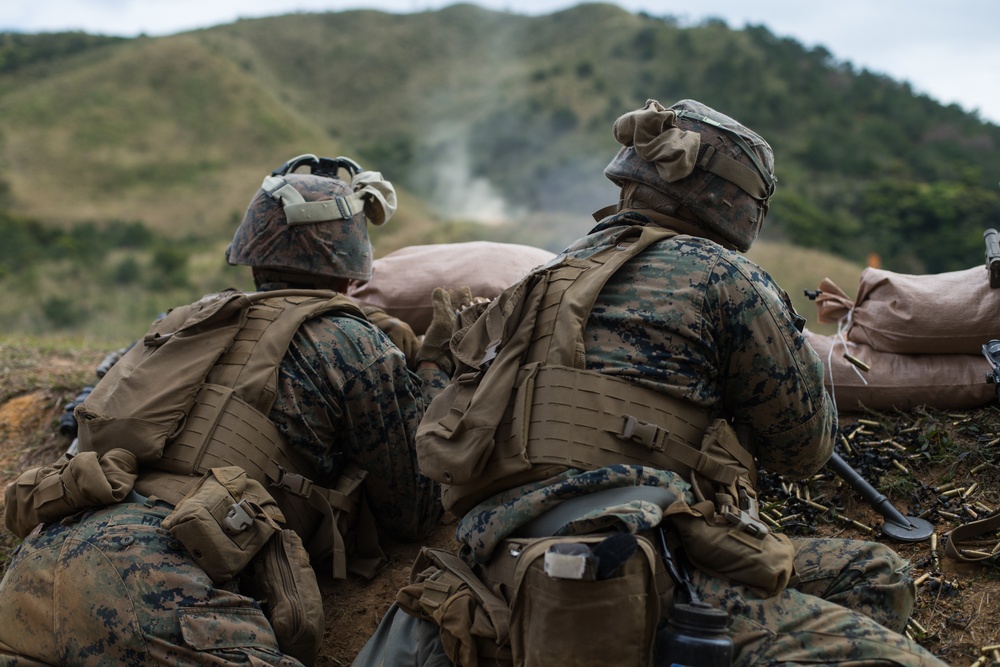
[2,349,1000,666]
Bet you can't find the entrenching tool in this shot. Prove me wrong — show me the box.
[828,452,935,542]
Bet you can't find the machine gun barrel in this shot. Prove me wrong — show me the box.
[985,228,1000,288]
[983,340,1000,402]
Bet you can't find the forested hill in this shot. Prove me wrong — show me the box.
[1,3,998,337]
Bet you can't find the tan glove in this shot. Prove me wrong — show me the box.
[414,287,470,376]
[360,305,420,360]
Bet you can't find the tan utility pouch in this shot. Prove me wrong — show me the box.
[161,466,284,584]
[397,548,513,667]
[504,535,661,667]
[663,421,794,597]
[3,448,138,538]
[249,529,324,667]
[664,499,794,598]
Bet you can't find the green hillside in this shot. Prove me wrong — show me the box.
[0,4,995,338]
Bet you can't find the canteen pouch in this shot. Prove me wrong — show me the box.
[664,502,794,597]
[249,529,324,667]
[161,466,284,584]
[397,547,513,667]
[4,448,138,538]
[505,535,660,667]
[663,421,794,597]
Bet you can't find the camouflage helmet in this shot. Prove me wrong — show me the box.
[604,99,775,251]
[226,154,397,283]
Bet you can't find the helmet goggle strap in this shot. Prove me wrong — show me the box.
[261,170,396,227]
[674,109,775,202]
[271,153,363,180]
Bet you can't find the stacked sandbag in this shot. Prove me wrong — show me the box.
[808,266,999,411]
[349,241,555,335]
[803,328,993,412]
[815,266,1000,355]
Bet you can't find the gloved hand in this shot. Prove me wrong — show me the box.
[415,287,472,376]
[360,305,420,360]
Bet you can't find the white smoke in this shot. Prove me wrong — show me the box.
[416,126,522,225]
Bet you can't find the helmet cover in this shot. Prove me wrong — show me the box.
[604,99,775,251]
[226,155,396,283]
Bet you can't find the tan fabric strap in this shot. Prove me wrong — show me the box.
[424,548,511,636]
[695,143,770,200]
[141,290,377,579]
[944,513,1000,562]
[209,290,365,414]
[157,385,382,579]
[674,108,774,199]
[529,225,679,369]
[510,365,740,483]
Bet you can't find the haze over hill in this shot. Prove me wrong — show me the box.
[1,3,998,336]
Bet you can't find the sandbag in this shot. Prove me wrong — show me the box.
[803,329,994,411]
[814,267,1000,355]
[349,242,555,335]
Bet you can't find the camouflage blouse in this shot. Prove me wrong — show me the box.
[572,213,836,478]
[270,312,448,542]
[457,213,836,561]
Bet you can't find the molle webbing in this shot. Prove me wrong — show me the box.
[433,225,709,514]
[145,290,381,579]
[155,290,359,482]
[207,291,364,414]
[526,232,664,369]
[515,225,720,477]
[506,365,721,480]
[155,384,324,540]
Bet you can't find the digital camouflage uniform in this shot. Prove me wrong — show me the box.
[457,213,945,666]
[354,213,948,667]
[353,99,948,667]
[0,157,448,666]
[0,307,447,667]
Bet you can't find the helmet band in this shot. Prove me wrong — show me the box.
[261,172,396,227]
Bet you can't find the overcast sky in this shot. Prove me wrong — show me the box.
[3,0,999,125]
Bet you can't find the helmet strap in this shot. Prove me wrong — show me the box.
[674,109,775,199]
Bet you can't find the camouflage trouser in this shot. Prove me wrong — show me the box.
[0,502,303,667]
[352,536,948,667]
[692,536,948,666]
